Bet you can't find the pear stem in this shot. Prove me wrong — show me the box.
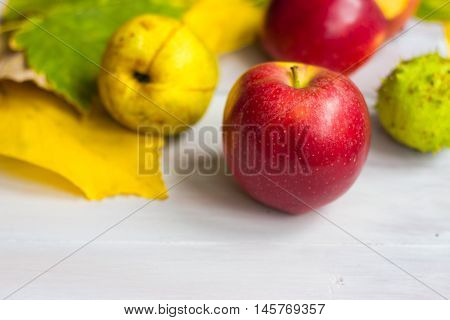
[291,66,301,89]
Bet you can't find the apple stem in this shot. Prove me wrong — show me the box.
[291,66,301,89]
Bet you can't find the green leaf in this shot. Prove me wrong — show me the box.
[11,0,194,112]
[3,0,67,21]
[417,0,450,22]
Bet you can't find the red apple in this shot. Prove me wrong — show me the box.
[261,0,418,74]
[223,62,371,214]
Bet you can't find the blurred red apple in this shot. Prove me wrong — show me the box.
[261,0,419,74]
[223,62,371,214]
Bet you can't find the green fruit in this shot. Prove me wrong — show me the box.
[417,0,450,22]
[376,54,450,153]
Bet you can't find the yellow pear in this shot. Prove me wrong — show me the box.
[98,14,218,135]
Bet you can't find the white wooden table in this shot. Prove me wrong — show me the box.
[0,20,449,300]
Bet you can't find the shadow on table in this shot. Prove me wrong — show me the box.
[368,113,444,167]
[176,147,330,221]
[0,155,83,198]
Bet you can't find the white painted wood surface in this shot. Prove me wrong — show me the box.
[0,20,449,300]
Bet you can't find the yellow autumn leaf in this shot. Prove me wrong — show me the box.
[0,155,83,196]
[0,81,167,200]
[183,0,267,55]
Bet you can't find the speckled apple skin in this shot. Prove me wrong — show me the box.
[261,0,388,74]
[223,63,371,214]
